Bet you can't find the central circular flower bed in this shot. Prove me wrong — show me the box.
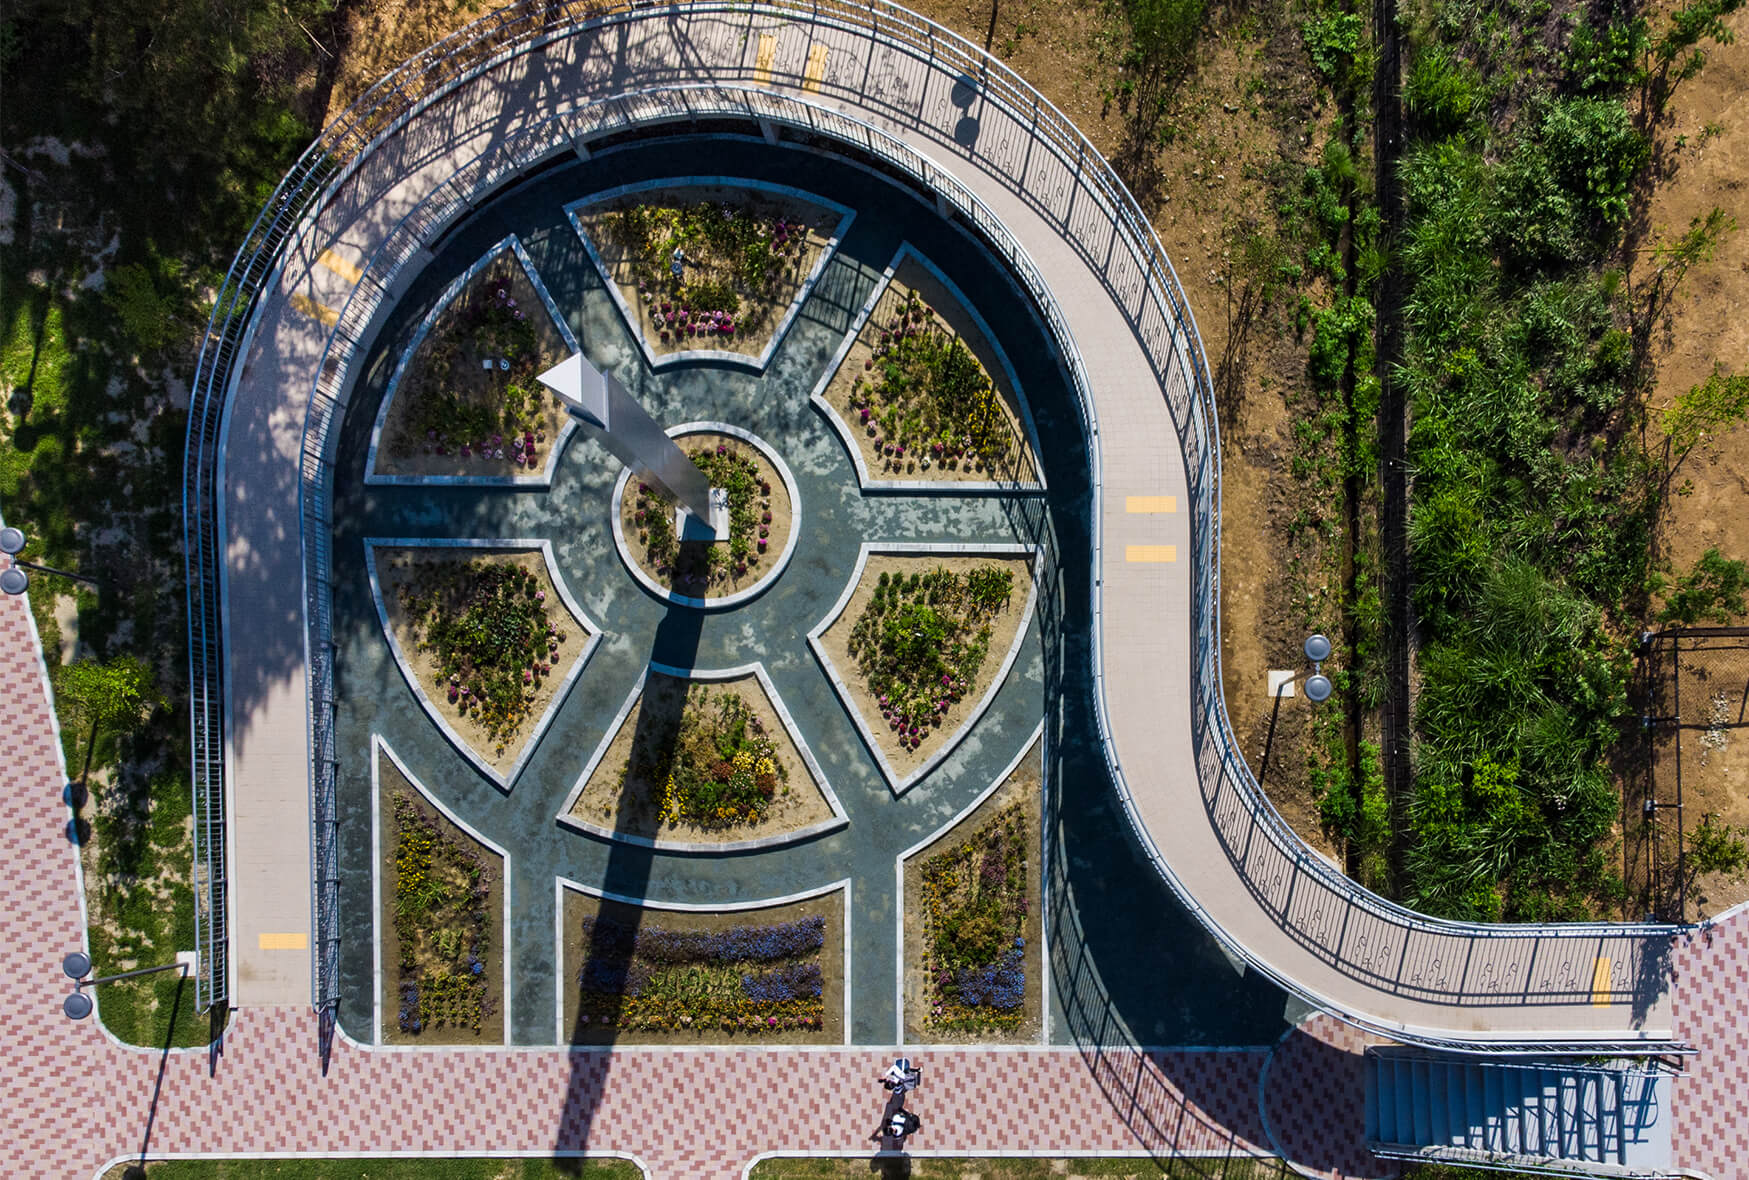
[610,423,799,609]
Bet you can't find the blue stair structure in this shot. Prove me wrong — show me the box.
[1364,1049,1673,1175]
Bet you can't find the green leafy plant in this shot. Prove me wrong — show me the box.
[1659,548,1748,624]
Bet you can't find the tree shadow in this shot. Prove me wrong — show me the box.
[553,599,702,1171]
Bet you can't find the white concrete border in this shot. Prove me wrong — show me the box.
[362,537,605,791]
[564,176,854,373]
[607,420,802,611]
[806,541,1041,795]
[893,722,1046,1048]
[364,234,581,487]
[555,659,849,853]
[370,734,515,1047]
[553,875,853,1046]
[740,1148,1278,1179]
[809,242,1048,495]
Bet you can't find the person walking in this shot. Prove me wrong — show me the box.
[886,1107,922,1144]
[880,1056,920,1095]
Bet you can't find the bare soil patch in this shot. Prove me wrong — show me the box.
[376,547,590,777]
[819,256,1041,485]
[376,253,571,478]
[574,183,835,361]
[560,888,844,1045]
[903,736,1044,1043]
[818,553,1034,781]
[378,759,505,1045]
[1642,10,1749,914]
[568,670,835,844]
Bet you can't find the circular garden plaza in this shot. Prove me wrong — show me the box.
[12,2,1747,1178]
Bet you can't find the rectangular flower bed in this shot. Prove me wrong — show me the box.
[561,887,843,1044]
[903,737,1043,1043]
[378,761,505,1045]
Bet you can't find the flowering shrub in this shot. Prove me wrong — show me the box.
[632,439,770,589]
[575,913,827,1035]
[847,565,1016,755]
[397,558,565,747]
[391,793,495,1036]
[391,263,552,466]
[846,289,1020,472]
[921,802,1029,1031]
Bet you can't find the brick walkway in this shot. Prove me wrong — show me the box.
[1670,906,1749,1178]
[5,588,1372,1178]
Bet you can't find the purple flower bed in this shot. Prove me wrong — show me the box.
[953,944,1025,1010]
[740,961,824,1002]
[579,914,825,967]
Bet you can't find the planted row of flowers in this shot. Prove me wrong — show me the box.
[919,802,1030,1032]
[575,913,826,1034]
[390,792,495,1037]
[397,558,568,752]
[848,290,1019,473]
[847,565,1015,753]
[609,198,813,299]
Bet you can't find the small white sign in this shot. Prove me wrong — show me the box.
[1267,670,1295,699]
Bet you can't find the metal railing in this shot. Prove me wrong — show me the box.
[186,0,1684,1044]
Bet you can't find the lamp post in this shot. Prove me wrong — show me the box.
[1,526,101,597]
[60,950,188,1020]
[1257,634,1335,788]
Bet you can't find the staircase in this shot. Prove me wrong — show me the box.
[1364,1049,1672,1174]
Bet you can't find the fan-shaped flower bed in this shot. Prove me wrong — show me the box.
[381,774,503,1044]
[575,185,837,360]
[569,671,835,845]
[563,892,842,1044]
[377,548,590,776]
[379,254,570,477]
[821,257,1040,485]
[617,430,794,600]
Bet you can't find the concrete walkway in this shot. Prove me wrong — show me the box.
[215,3,1675,1040]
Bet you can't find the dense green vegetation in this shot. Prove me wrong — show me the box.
[2,0,337,1046]
[1393,0,1743,920]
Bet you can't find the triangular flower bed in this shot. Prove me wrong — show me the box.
[368,236,579,484]
[812,245,1045,492]
[568,179,852,371]
[366,540,602,789]
[808,544,1040,794]
[558,662,846,852]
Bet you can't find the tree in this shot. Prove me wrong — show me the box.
[55,655,160,779]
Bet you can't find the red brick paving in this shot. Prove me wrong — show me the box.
[1671,906,1749,1178]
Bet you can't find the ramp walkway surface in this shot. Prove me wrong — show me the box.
[197,1,1678,1042]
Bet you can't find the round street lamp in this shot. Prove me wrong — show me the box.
[1303,633,1333,703]
[1,526,102,597]
[58,948,187,1020]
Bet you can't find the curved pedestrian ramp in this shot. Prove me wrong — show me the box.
[1364,1049,1672,1174]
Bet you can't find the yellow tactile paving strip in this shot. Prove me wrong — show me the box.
[1125,545,1178,563]
[1126,495,1178,513]
[803,44,829,91]
[753,34,776,84]
[257,931,309,950]
[289,292,339,327]
[317,248,363,285]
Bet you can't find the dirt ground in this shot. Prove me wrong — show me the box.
[616,431,794,597]
[817,553,1035,780]
[560,887,844,1045]
[819,256,1041,485]
[1639,8,1749,914]
[568,669,836,843]
[378,757,506,1045]
[376,547,591,778]
[376,255,571,478]
[902,737,1044,1044]
[574,184,834,359]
